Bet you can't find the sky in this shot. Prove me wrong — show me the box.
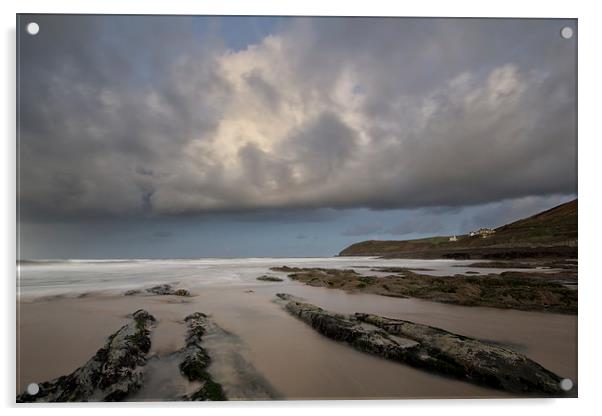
[17,15,577,259]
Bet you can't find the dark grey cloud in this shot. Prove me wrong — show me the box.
[341,223,383,236]
[18,16,577,222]
[151,230,173,239]
[387,217,445,236]
[280,112,359,186]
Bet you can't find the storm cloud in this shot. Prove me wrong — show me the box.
[18,16,576,221]
[341,223,383,237]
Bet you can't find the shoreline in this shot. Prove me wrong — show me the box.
[17,284,577,400]
[17,257,578,401]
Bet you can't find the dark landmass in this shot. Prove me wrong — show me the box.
[339,199,577,259]
[271,266,577,314]
[276,294,569,396]
[17,310,156,402]
[256,275,284,282]
[178,312,227,401]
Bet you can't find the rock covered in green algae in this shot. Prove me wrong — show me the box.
[275,294,418,356]
[177,312,226,401]
[146,284,190,296]
[355,313,566,395]
[17,309,156,402]
[276,294,567,396]
[123,284,190,297]
[273,266,577,314]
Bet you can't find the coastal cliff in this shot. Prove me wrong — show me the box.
[339,199,577,259]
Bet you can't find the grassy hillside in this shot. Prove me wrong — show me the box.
[339,199,577,259]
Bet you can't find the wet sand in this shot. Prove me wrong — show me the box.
[17,278,577,400]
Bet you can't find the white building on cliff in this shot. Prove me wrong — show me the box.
[469,228,496,238]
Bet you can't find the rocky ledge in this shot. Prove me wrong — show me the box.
[271,266,577,314]
[177,312,226,401]
[256,275,283,282]
[276,294,569,396]
[124,284,190,297]
[17,310,156,402]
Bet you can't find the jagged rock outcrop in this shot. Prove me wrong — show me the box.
[256,275,283,282]
[147,284,190,296]
[355,313,565,395]
[124,284,190,297]
[17,310,156,402]
[177,312,226,401]
[276,294,419,355]
[276,294,567,396]
[272,267,577,314]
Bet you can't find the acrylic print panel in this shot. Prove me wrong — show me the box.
[16,14,577,402]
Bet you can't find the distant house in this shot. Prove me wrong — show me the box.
[449,235,458,242]
[470,228,496,238]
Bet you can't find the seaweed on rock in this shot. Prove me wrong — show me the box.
[177,312,227,401]
[275,293,568,396]
[17,310,156,402]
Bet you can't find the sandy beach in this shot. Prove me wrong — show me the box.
[17,258,577,400]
